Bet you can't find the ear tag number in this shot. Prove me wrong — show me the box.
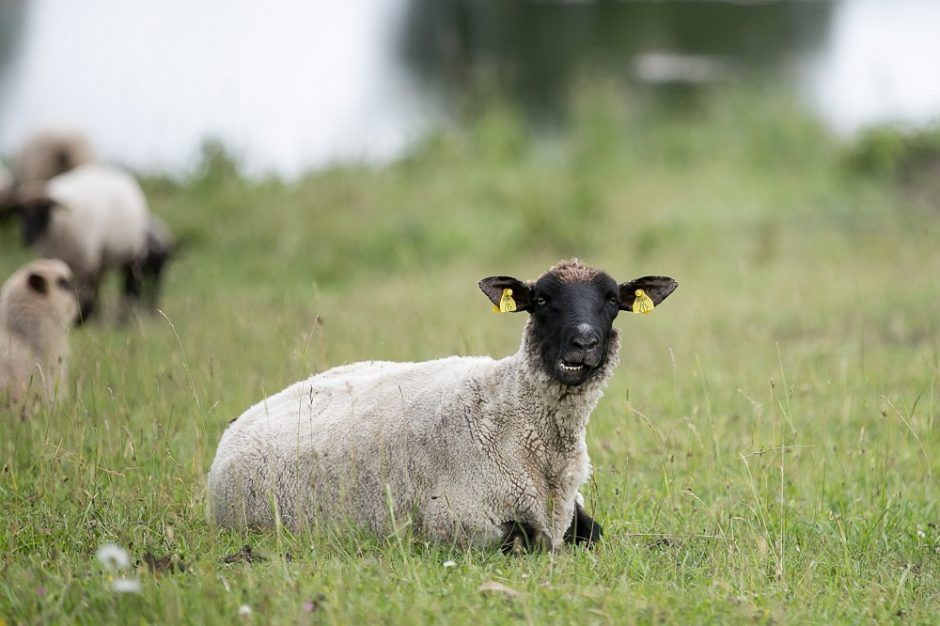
[633,288,654,315]
[494,288,516,313]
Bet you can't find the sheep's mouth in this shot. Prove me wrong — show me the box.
[555,359,595,386]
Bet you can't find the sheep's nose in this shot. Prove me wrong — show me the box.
[571,325,600,350]
[572,335,599,350]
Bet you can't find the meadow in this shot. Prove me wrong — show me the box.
[1,86,939,624]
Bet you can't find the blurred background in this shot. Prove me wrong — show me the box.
[2,0,939,385]
[2,0,939,177]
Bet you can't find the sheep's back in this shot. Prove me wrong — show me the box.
[209,356,497,529]
[218,356,493,451]
[45,165,149,270]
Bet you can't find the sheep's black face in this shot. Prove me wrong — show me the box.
[480,261,678,387]
[16,198,56,245]
[527,272,621,386]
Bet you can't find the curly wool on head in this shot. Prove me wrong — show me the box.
[0,259,78,412]
[545,258,601,285]
[208,260,677,550]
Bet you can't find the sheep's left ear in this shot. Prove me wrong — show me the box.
[478,276,535,312]
[619,276,678,312]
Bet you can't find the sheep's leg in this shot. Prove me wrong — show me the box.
[563,502,602,547]
[499,521,551,553]
[119,261,144,322]
[75,273,101,324]
[142,261,165,312]
[122,261,144,302]
[138,248,168,313]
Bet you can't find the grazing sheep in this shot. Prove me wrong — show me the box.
[208,259,677,550]
[14,163,151,320]
[12,128,95,184]
[0,259,78,412]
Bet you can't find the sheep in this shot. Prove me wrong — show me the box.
[12,128,95,185]
[0,259,78,413]
[13,163,152,321]
[208,259,677,550]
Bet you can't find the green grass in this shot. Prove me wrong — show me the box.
[1,85,939,624]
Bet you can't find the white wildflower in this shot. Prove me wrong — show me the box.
[96,543,131,572]
[111,578,142,594]
[442,560,457,568]
[238,604,252,618]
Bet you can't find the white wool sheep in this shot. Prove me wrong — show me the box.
[12,128,95,184]
[0,259,78,412]
[208,260,677,550]
[16,163,151,320]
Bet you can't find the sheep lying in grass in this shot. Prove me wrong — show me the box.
[0,259,78,413]
[12,128,95,184]
[14,163,152,320]
[208,259,677,550]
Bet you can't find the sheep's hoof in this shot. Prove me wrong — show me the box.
[564,503,603,547]
[499,521,549,553]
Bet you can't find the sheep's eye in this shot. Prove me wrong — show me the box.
[57,276,71,290]
[535,296,548,307]
[608,295,619,306]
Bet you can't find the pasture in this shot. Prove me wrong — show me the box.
[2,88,939,624]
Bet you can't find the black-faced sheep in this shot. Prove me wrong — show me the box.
[14,163,153,320]
[208,259,677,550]
[12,128,95,184]
[0,259,78,413]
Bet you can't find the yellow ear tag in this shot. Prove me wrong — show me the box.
[497,288,516,313]
[633,288,655,315]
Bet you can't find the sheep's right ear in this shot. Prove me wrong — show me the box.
[619,276,678,312]
[478,276,534,312]
[27,272,48,295]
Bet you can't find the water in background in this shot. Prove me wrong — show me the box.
[0,0,432,176]
[0,0,938,177]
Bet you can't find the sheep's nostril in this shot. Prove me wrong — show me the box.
[571,335,599,350]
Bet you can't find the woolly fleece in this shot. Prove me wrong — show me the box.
[209,321,620,549]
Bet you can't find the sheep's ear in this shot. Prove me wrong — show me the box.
[478,276,534,312]
[27,272,48,295]
[619,276,677,312]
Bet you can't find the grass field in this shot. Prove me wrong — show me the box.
[2,86,939,624]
